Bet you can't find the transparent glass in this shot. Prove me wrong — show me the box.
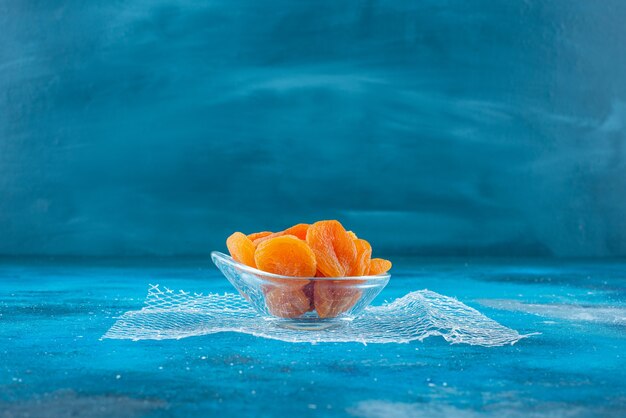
[211,251,390,330]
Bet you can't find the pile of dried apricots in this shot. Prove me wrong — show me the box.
[226,220,391,319]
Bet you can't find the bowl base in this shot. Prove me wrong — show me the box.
[273,318,348,331]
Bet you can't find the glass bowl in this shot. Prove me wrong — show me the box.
[211,251,390,330]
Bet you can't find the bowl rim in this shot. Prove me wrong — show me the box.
[211,251,391,282]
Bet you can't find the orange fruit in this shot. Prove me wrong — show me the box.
[306,220,356,277]
[247,231,273,241]
[265,287,311,318]
[281,223,309,240]
[314,281,361,318]
[348,238,372,276]
[303,282,315,312]
[226,232,256,268]
[254,235,317,278]
[252,223,309,246]
[369,258,392,275]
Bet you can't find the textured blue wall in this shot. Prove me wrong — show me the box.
[1,1,625,257]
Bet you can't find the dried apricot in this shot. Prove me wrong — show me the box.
[348,238,372,276]
[247,231,273,241]
[306,220,356,277]
[314,281,361,318]
[252,223,309,246]
[265,287,311,318]
[254,235,317,278]
[226,232,256,268]
[225,221,391,319]
[369,258,392,275]
[282,223,309,240]
[302,282,315,312]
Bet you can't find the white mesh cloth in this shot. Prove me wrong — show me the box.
[102,284,528,346]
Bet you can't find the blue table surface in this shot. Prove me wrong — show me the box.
[1,257,625,417]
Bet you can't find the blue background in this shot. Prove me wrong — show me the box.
[1,1,625,257]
